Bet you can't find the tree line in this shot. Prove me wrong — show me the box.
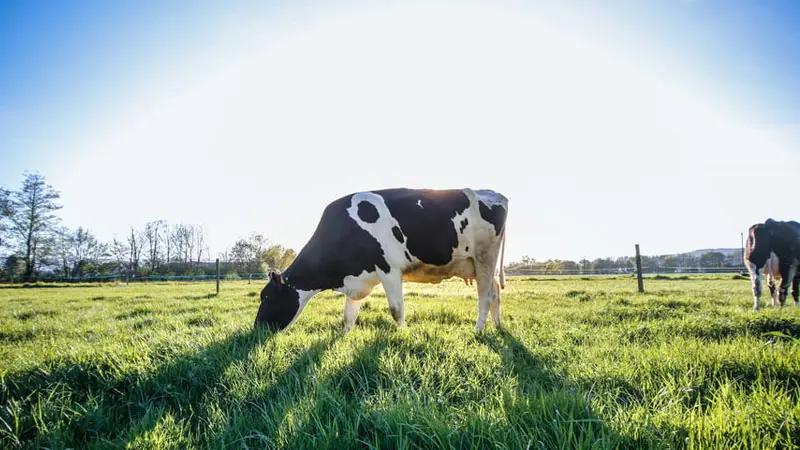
[0,173,296,281]
[506,250,743,275]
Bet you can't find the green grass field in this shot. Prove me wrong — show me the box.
[1,276,799,449]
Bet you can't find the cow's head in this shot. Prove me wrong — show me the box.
[746,219,775,268]
[254,271,300,330]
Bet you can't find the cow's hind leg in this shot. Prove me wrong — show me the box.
[768,274,778,307]
[344,297,363,331]
[793,272,800,307]
[489,277,501,328]
[778,262,797,307]
[474,250,500,332]
[380,271,405,326]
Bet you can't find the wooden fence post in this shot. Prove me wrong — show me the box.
[635,244,644,293]
[215,258,220,295]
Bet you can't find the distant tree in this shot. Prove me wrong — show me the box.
[0,188,11,251]
[262,244,296,271]
[7,174,62,280]
[128,227,145,274]
[109,237,129,273]
[2,255,24,280]
[699,251,726,268]
[662,255,679,270]
[229,234,270,273]
[544,259,563,274]
[51,227,107,277]
[69,227,106,276]
[144,220,165,271]
[276,248,296,271]
[560,260,579,273]
[193,225,206,264]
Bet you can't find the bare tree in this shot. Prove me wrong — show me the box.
[68,227,106,276]
[144,220,165,271]
[128,227,145,275]
[193,225,206,264]
[164,223,172,267]
[109,237,129,273]
[0,188,11,251]
[7,174,61,280]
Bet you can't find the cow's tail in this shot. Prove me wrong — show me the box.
[498,226,506,289]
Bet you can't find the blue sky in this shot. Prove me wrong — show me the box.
[1,1,798,261]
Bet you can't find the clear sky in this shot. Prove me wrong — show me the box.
[1,0,798,262]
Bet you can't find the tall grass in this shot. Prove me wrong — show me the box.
[1,277,798,449]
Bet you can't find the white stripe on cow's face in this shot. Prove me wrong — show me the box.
[284,288,320,328]
[346,192,414,270]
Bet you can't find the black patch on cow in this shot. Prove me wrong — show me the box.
[254,281,299,330]
[479,201,507,236]
[378,189,470,266]
[745,223,772,268]
[357,201,379,223]
[392,226,405,243]
[459,218,468,233]
[404,251,412,262]
[747,219,800,269]
[465,246,469,252]
[283,195,391,291]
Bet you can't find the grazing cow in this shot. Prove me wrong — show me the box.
[744,219,800,310]
[254,188,508,332]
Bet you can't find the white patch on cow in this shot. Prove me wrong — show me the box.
[416,199,423,208]
[337,270,381,300]
[346,192,415,270]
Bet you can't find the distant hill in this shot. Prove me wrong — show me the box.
[683,248,741,258]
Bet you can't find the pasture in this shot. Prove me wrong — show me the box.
[1,277,799,449]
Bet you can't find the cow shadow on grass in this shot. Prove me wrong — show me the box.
[3,324,644,449]
[205,331,391,448]
[226,328,644,450]
[477,329,641,449]
[0,326,278,448]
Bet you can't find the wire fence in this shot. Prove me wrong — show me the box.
[0,267,751,284]
[505,266,748,276]
[1,272,271,284]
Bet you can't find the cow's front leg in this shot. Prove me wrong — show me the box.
[344,297,362,331]
[748,264,763,310]
[793,272,800,307]
[380,272,405,326]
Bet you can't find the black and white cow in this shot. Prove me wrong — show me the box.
[254,188,508,332]
[744,219,800,310]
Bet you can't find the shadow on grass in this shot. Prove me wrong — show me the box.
[0,326,276,448]
[3,326,647,449]
[473,329,641,449]
[228,329,644,449]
